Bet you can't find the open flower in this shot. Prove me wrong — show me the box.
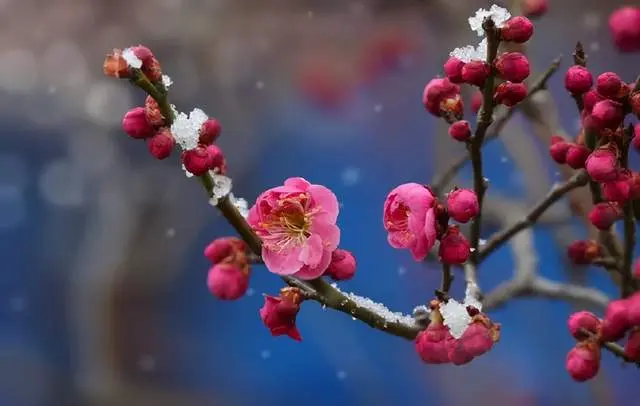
[383,183,437,261]
[248,177,340,280]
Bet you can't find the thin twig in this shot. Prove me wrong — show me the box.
[591,257,620,271]
[479,170,589,261]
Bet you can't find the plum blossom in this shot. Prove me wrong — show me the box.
[383,183,437,261]
[248,177,340,279]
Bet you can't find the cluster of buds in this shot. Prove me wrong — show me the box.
[416,299,500,365]
[260,287,305,341]
[439,188,480,265]
[566,291,640,381]
[204,237,251,300]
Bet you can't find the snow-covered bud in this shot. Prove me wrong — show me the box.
[567,240,602,265]
[141,56,162,82]
[446,188,479,223]
[588,202,622,230]
[500,16,534,43]
[199,118,222,145]
[585,148,619,182]
[462,61,491,87]
[601,299,630,342]
[568,311,602,340]
[443,57,466,84]
[564,66,593,95]
[596,72,623,99]
[207,262,249,300]
[495,52,530,83]
[565,144,590,169]
[122,107,155,139]
[324,249,357,281]
[439,225,471,265]
[608,6,640,53]
[147,128,175,160]
[591,99,624,130]
[494,82,527,106]
[103,48,129,78]
[448,120,471,142]
[566,342,600,382]
[549,136,571,164]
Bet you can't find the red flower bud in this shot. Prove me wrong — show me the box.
[439,225,470,265]
[564,66,593,95]
[144,95,164,126]
[415,323,451,364]
[207,262,249,300]
[422,77,462,118]
[495,52,530,83]
[608,6,640,53]
[445,335,474,365]
[494,81,527,107]
[204,237,247,264]
[523,0,548,18]
[182,146,213,176]
[500,16,534,43]
[627,292,640,325]
[131,45,155,65]
[471,91,483,114]
[585,148,619,182]
[324,249,357,281]
[459,319,498,357]
[147,128,175,160]
[103,49,130,78]
[591,99,624,130]
[625,328,640,361]
[549,136,571,164]
[565,144,590,169]
[446,188,479,223]
[602,172,631,203]
[566,342,600,382]
[448,120,471,142]
[567,240,602,265]
[461,61,490,87]
[443,57,466,84]
[259,288,304,341]
[588,202,622,230]
[583,90,604,113]
[206,144,227,174]
[567,311,601,340]
[199,118,222,145]
[122,107,155,139]
[601,299,630,342]
[142,56,162,82]
[596,72,623,99]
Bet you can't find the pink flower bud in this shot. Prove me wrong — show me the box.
[523,0,548,18]
[568,311,602,340]
[443,57,466,84]
[324,249,357,281]
[591,99,624,130]
[422,77,461,118]
[588,202,622,230]
[131,45,155,65]
[204,237,247,264]
[461,61,490,87]
[495,52,530,83]
[199,118,222,145]
[601,299,630,342]
[567,240,602,265]
[500,16,534,43]
[142,56,162,82]
[206,144,227,174]
[596,72,623,99]
[602,172,631,203]
[259,288,304,341]
[446,336,474,365]
[471,91,483,114]
[564,66,593,95]
[182,146,213,176]
[459,321,495,357]
[415,323,451,364]
[147,128,175,159]
[583,90,604,113]
[549,136,571,164]
[207,262,250,300]
[144,95,164,126]
[103,49,130,78]
[494,81,527,107]
[627,292,640,325]
[446,188,479,223]
[631,93,640,117]
[565,144,590,169]
[585,148,619,182]
[608,7,640,53]
[625,328,640,361]
[448,120,471,142]
[566,342,600,382]
[439,226,471,265]
[122,107,155,139]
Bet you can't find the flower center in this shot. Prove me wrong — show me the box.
[260,193,314,252]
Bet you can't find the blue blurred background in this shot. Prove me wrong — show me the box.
[0,0,639,405]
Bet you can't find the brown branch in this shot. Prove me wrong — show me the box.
[479,170,589,261]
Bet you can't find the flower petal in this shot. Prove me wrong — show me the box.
[262,246,304,275]
[295,249,332,280]
[284,177,312,191]
[308,184,339,223]
[298,234,324,268]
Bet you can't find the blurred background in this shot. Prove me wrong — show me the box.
[0,0,639,405]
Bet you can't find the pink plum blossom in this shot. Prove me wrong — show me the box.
[248,177,340,280]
